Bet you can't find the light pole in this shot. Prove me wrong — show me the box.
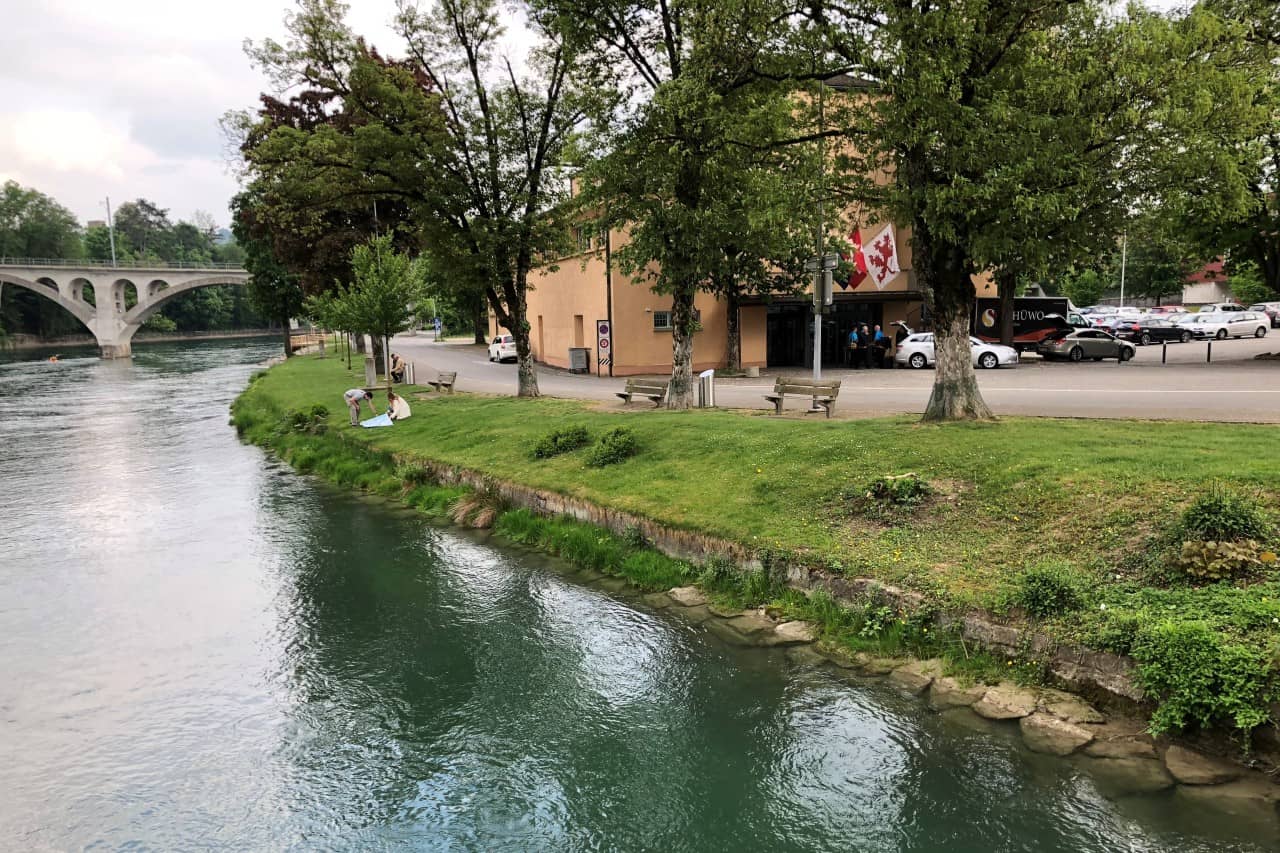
[103,196,118,265]
[1118,232,1127,309]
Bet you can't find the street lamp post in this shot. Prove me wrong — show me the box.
[104,196,118,265]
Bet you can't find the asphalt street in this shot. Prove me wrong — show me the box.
[392,331,1280,423]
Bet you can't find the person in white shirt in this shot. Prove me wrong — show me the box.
[386,390,412,421]
[344,388,375,425]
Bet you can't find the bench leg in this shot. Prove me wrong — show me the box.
[773,399,783,415]
[824,402,833,419]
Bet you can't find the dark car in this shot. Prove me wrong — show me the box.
[1111,317,1193,345]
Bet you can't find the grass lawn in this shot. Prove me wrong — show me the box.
[235,353,1280,736]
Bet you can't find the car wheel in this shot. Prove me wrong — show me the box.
[1216,328,1227,340]
[1256,326,1267,338]
[1180,331,1191,343]
[488,353,495,362]
[909,353,928,369]
[1069,346,1083,362]
[978,352,998,369]
[1140,332,1151,345]
[1119,347,1133,362]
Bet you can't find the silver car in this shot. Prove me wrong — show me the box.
[894,333,1020,369]
[1036,328,1135,362]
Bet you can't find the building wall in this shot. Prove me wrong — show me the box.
[493,221,991,375]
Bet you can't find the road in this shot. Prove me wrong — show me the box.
[392,332,1280,423]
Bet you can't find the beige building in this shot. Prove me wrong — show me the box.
[493,222,995,376]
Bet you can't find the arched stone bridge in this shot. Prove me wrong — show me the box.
[0,259,250,357]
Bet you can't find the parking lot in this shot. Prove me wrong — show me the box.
[393,332,1280,423]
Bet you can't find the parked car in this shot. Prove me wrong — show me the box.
[894,334,1020,369]
[1037,329,1136,362]
[1203,302,1246,313]
[1111,317,1194,345]
[488,333,518,362]
[1147,305,1185,315]
[1247,302,1280,328]
[1177,311,1269,340]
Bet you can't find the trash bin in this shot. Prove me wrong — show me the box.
[698,369,715,408]
[568,347,590,374]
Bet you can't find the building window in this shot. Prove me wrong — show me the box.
[653,310,673,331]
[573,225,594,253]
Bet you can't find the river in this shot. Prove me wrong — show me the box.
[1,340,1275,852]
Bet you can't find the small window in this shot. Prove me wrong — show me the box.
[653,310,673,331]
[572,225,594,253]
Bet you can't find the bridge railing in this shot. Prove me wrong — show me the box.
[0,257,246,271]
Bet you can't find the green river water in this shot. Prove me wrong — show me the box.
[1,340,1276,851]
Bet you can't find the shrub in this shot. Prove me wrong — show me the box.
[621,525,648,549]
[284,406,327,435]
[395,462,437,487]
[586,427,638,467]
[1012,562,1086,618]
[1175,539,1262,582]
[1131,620,1277,735]
[531,425,591,460]
[844,473,933,520]
[1178,487,1273,543]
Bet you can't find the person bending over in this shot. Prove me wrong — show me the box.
[343,388,376,425]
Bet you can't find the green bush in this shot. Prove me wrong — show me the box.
[586,427,638,467]
[1012,563,1086,618]
[844,473,933,520]
[1179,487,1273,543]
[1132,620,1277,735]
[395,462,437,487]
[531,425,591,460]
[1175,539,1262,582]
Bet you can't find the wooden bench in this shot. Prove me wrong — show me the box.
[427,371,457,393]
[616,378,669,406]
[764,377,841,418]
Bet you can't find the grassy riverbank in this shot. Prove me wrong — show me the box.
[234,354,1280,739]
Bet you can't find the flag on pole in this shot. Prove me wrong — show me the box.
[866,224,901,290]
[843,229,868,290]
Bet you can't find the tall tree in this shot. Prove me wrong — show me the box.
[0,181,83,259]
[239,0,593,397]
[817,0,1269,420]
[546,0,842,407]
[232,191,306,357]
[113,199,176,260]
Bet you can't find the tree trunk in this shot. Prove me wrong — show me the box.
[996,267,1015,347]
[355,334,366,354]
[281,315,293,358]
[473,294,487,345]
[725,284,742,372]
[371,335,386,378]
[924,308,993,421]
[667,285,697,409]
[505,274,540,398]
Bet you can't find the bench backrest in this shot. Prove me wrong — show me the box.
[437,371,457,382]
[773,377,841,397]
[625,379,669,394]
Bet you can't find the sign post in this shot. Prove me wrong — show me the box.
[596,320,613,376]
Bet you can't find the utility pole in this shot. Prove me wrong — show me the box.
[104,196,118,265]
[813,80,826,382]
[1119,232,1127,309]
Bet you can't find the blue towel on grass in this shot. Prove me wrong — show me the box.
[360,413,394,428]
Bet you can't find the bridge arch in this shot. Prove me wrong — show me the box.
[0,271,95,328]
[122,275,249,328]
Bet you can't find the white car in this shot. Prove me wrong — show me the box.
[894,334,1020,369]
[488,333,518,362]
[1177,311,1269,340]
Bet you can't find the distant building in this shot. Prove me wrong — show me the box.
[1182,260,1232,307]
[86,220,106,229]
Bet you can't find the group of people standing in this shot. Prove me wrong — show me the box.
[845,323,898,369]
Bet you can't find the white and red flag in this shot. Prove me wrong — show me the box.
[866,224,901,290]
[843,229,868,290]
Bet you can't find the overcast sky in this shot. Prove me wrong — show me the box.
[0,0,407,229]
[0,0,1184,231]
